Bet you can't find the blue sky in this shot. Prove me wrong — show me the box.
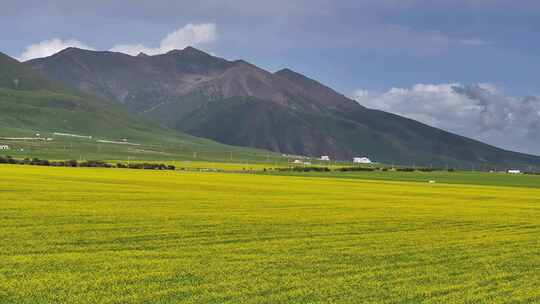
[2,0,540,154]
[2,0,539,95]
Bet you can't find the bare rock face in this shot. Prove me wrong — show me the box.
[24,48,540,167]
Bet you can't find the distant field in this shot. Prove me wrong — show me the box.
[131,160,285,171]
[263,170,540,188]
[1,164,540,303]
[0,128,288,164]
[102,159,283,171]
[107,160,348,172]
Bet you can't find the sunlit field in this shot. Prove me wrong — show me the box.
[1,165,540,303]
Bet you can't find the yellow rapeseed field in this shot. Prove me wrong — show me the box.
[1,165,539,303]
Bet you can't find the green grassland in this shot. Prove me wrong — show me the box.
[120,160,287,171]
[1,165,540,303]
[104,160,350,172]
[0,53,287,164]
[263,170,540,189]
[0,125,286,164]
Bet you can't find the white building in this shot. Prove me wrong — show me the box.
[0,145,9,150]
[508,169,522,174]
[293,159,303,164]
[321,155,330,161]
[353,157,372,164]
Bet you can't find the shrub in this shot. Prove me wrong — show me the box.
[278,166,330,172]
[396,168,415,172]
[338,167,375,172]
[80,160,111,168]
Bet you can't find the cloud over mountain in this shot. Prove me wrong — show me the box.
[353,84,540,154]
[18,23,217,61]
[109,23,217,56]
[19,39,94,61]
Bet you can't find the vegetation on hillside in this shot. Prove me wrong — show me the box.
[0,52,285,163]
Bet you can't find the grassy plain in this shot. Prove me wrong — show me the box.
[0,127,286,164]
[264,170,540,188]
[1,165,540,303]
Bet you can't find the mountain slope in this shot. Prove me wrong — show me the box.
[27,47,235,112]
[0,51,279,161]
[1,51,183,141]
[27,47,540,168]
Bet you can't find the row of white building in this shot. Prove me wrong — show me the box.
[319,155,373,164]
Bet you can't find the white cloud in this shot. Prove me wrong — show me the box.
[352,89,370,103]
[353,84,540,155]
[19,38,94,61]
[18,23,217,61]
[110,23,217,56]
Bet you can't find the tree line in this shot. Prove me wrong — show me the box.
[277,165,540,175]
[0,156,175,170]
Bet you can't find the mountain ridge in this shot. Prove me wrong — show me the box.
[0,50,279,162]
[25,47,540,167]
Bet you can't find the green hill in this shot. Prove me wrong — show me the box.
[0,52,282,162]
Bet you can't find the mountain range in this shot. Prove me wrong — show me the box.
[0,51,276,161]
[7,46,539,167]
